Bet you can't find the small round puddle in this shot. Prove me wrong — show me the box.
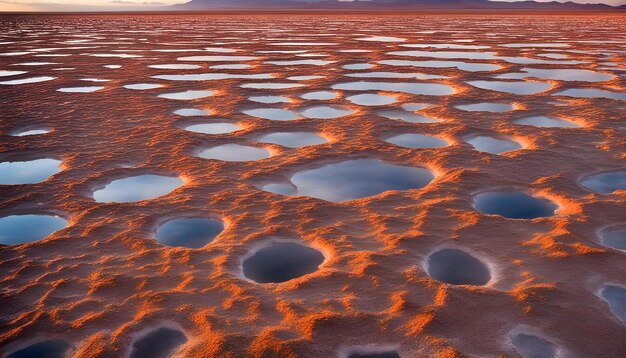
[242,242,324,283]
[466,136,522,154]
[0,158,63,185]
[93,175,183,203]
[385,133,448,149]
[427,248,490,286]
[598,226,626,252]
[579,171,626,194]
[301,106,354,119]
[156,217,224,248]
[130,327,187,358]
[6,340,72,358]
[473,191,557,219]
[255,132,328,148]
[600,285,626,324]
[183,122,241,134]
[197,144,270,162]
[511,333,557,358]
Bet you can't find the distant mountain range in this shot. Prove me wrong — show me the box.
[173,0,625,10]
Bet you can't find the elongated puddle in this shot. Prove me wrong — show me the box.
[300,91,338,100]
[348,93,397,106]
[93,175,183,203]
[243,108,300,121]
[156,217,224,248]
[511,333,557,358]
[467,80,552,95]
[0,214,68,245]
[130,327,187,358]
[197,144,270,162]
[263,159,434,202]
[385,133,448,148]
[599,226,626,252]
[255,132,328,148]
[248,95,291,104]
[0,158,63,185]
[514,116,580,128]
[301,106,354,119]
[332,81,454,96]
[158,90,214,100]
[378,110,440,123]
[183,122,241,134]
[11,127,51,136]
[427,248,490,286]
[348,351,400,358]
[456,102,515,112]
[242,241,324,283]
[579,171,626,194]
[466,136,522,154]
[599,285,626,324]
[6,339,72,358]
[473,191,557,219]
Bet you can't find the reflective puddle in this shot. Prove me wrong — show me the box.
[456,102,515,112]
[301,106,354,119]
[156,217,224,248]
[598,226,626,252]
[378,110,441,123]
[255,132,328,148]
[57,86,104,93]
[158,90,214,100]
[579,171,626,194]
[173,108,212,117]
[10,127,51,136]
[496,67,614,82]
[554,88,626,101]
[300,91,338,100]
[242,241,325,283]
[93,175,183,203]
[473,191,558,219]
[332,81,454,96]
[385,133,448,149]
[514,116,580,128]
[378,59,500,72]
[511,333,557,358]
[249,95,291,104]
[6,339,72,358]
[149,64,200,70]
[130,327,187,358]
[242,108,300,121]
[427,248,490,286]
[264,159,434,202]
[241,82,305,90]
[466,136,522,154]
[124,83,163,90]
[0,214,68,245]
[347,93,397,106]
[0,158,63,184]
[599,285,626,324]
[467,80,552,95]
[0,76,56,85]
[197,144,271,162]
[183,122,241,134]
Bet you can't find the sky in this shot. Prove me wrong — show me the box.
[0,0,624,11]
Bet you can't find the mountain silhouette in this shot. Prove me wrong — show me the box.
[173,0,622,10]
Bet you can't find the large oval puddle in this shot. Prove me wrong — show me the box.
[0,214,68,245]
[473,191,558,219]
[156,217,224,249]
[93,175,183,203]
[130,327,187,358]
[579,171,626,194]
[242,241,325,283]
[427,248,491,286]
[0,158,63,185]
[6,339,72,358]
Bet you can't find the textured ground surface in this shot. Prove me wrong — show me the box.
[0,13,625,357]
